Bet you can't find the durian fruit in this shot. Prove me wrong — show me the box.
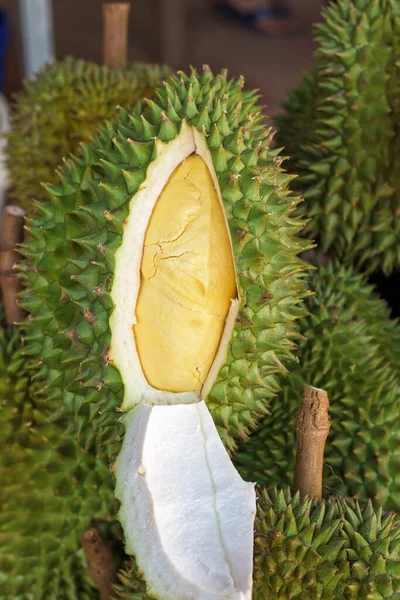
[18,66,311,599]
[253,487,400,599]
[7,57,171,213]
[0,434,119,600]
[0,314,39,442]
[114,487,400,600]
[276,0,400,275]
[0,320,119,599]
[19,66,311,459]
[113,558,149,600]
[235,262,400,510]
[275,69,320,182]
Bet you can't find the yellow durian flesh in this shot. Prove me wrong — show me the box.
[134,154,237,393]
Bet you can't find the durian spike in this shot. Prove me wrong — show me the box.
[103,2,131,69]
[81,528,118,600]
[0,205,25,325]
[293,384,330,500]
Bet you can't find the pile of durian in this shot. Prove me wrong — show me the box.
[1,0,400,599]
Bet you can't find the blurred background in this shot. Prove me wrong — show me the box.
[2,0,324,116]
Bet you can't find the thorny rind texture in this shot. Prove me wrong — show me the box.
[18,66,311,460]
[0,310,121,599]
[253,487,400,600]
[113,487,400,600]
[235,263,400,510]
[276,0,400,275]
[7,57,171,214]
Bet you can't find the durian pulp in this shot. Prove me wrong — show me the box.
[134,154,237,393]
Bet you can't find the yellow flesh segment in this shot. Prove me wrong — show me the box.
[134,154,237,392]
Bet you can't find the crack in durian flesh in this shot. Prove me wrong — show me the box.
[134,154,237,393]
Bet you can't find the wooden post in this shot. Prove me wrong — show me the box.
[81,529,118,600]
[103,2,131,69]
[293,384,331,500]
[0,205,26,325]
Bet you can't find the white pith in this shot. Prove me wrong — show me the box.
[109,122,240,410]
[115,401,256,600]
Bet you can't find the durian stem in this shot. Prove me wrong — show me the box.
[81,528,118,600]
[103,2,130,69]
[0,205,26,325]
[293,385,330,501]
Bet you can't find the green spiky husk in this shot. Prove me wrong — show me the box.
[253,487,400,599]
[235,263,400,510]
[276,68,320,179]
[0,315,42,443]
[112,559,149,600]
[7,57,171,214]
[113,487,400,599]
[19,66,311,459]
[276,0,400,275]
[0,319,119,599]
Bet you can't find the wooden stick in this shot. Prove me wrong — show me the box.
[0,205,25,247]
[293,384,331,501]
[103,2,130,69]
[0,205,26,325]
[81,528,118,600]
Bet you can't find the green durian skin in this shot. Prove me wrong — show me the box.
[253,488,400,600]
[275,68,320,181]
[19,66,311,460]
[7,56,171,214]
[113,560,149,600]
[235,262,400,510]
[276,0,400,275]
[0,317,120,600]
[113,488,400,600]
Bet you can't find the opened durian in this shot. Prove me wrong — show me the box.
[276,0,400,274]
[19,66,310,458]
[18,66,311,599]
[235,263,400,510]
[7,57,170,213]
[0,318,119,599]
[114,487,400,600]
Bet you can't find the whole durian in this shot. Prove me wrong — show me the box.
[113,487,400,600]
[276,0,400,275]
[235,263,400,510]
[7,57,171,213]
[19,66,311,460]
[0,320,119,599]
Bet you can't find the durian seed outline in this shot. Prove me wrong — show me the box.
[109,121,240,411]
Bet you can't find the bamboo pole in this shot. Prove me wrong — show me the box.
[293,384,331,500]
[103,2,131,69]
[81,529,118,600]
[0,205,26,324]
